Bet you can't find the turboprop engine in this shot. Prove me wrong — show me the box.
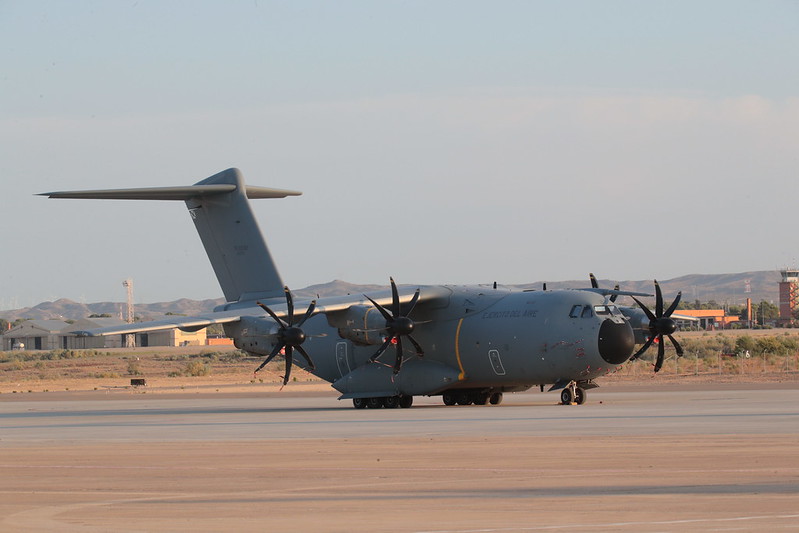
[326,304,388,345]
[230,315,281,355]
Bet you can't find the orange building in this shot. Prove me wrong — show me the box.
[674,309,739,330]
[206,337,235,346]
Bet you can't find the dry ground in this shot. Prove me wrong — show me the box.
[1,329,798,395]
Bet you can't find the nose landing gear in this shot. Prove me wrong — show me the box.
[560,382,587,405]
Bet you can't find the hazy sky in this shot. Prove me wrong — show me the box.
[2,1,798,307]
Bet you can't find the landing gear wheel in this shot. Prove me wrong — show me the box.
[456,392,471,405]
[489,392,503,405]
[574,387,587,405]
[366,397,383,409]
[353,398,367,409]
[383,396,400,409]
[560,388,574,405]
[472,392,489,405]
[399,395,413,408]
[442,392,457,406]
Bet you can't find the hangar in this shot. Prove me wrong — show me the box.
[2,318,207,350]
[1,320,68,351]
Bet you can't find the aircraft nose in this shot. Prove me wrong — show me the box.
[598,319,635,365]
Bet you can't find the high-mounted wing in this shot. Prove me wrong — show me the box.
[69,285,451,337]
[68,308,245,337]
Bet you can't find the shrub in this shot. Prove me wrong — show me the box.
[184,361,210,377]
[127,361,142,376]
[756,336,785,355]
[735,335,756,354]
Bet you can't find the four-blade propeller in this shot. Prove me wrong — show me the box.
[630,280,684,372]
[364,277,424,374]
[254,287,317,385]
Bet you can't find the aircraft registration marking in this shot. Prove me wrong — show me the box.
[481,309,537,319]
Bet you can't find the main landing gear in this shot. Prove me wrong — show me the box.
[560,382,587,405]
[352,395,414,409]
[441,390,503,406]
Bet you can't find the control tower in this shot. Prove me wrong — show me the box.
[779,268,798,326]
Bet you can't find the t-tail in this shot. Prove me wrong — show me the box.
[39,168,300,303]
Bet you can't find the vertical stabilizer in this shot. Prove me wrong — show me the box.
[186,168,291,302]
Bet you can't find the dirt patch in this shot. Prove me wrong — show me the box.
[1,343,797,397]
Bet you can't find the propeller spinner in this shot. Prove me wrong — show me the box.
[254,287,317,385]
[364,277,425,374]
[630,280,684,372]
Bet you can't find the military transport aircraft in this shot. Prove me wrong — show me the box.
[40,168,686,408]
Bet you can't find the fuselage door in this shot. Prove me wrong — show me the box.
[488,349,506,376]
[336,342,351,377]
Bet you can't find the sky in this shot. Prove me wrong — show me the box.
[1,1,798,307]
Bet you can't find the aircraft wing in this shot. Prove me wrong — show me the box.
[70,285,453,337]
[577,288,652,299]
[670,313,700,322]
[69,309,246,336]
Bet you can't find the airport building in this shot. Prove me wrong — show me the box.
[2,318,208,351]
[673,309,739,330]
[778,269,798,327]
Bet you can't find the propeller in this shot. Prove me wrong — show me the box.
[364,277,424,374]
[630,280,684,372]
[254,286,317,385]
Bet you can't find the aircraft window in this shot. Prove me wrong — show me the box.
[569,305,582,318]
[594,305,621,316]
[581,306,593,318]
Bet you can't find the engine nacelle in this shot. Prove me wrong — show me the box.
[620,307,652,344]
[326,304,387,346]
[227,316,279,355]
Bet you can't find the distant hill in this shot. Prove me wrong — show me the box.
[0,271,783,321]
[0,297,226,322]
[517,270,781,307]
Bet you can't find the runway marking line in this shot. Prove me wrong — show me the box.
[1,463,797,475]
[414,514,799,532]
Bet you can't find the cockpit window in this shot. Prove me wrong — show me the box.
[580,306,593,318]
[594,305,620,316]
[569,305,582,318]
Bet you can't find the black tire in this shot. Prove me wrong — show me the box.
[489,392,503,405]
[456,392,471,405]
[399,395,413,408]
[574,387,587,405]
[472,392,489,405]
[560,388,573,405]
[442,392,457,406]
[383,396,400,409]
[366,397,383,409]
[353,397,367,409]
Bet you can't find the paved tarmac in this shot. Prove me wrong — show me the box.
[1,385,798,532]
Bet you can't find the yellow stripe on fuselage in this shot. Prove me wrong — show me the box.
[454,318,466,381]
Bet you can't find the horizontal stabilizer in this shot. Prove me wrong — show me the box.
[39,184,301,200]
